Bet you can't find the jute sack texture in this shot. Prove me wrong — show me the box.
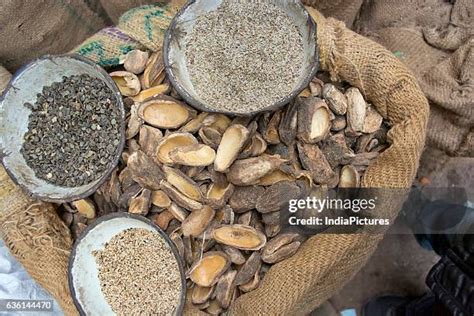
[0,4,428,316]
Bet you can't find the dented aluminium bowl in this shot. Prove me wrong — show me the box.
[0,54,125,202]
[163,0,319,116]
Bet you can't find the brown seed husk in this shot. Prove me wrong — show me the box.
[181,205,215,237]
[169,232,185,259]
[183,235,194,266]
[239,133,267,159]
[261,111,282,145]
[229,185,265,213]
[138,96,196,129]
[262,233,304,263]
[235,251,262,286]
[71,199,96,219]
[322,83,347,115]
[213,224,266,250]
[297,143,335,184]
[124,49,149,74]
[167,202,189,222]
[257,169,295,186]
[264,223,281,238]
[203,114,231,134]
[279,100,298,146]
[151,190,171,208]
[309,78,324,97]
[261,211,280,226]
[181,112,209,133]
[226,154,286,186]
[297,97,331,143]
[138,125,163,157]
[160,180,203,211]
[256,181,301,213]
[298,87,311,97]
[237,211,254,226]
[239,270,260,293]
[346,87,367,133]
[156,132,198,164]
[132,84,170,102]
[206,299,223,315]
[199,127,222,149]
[215,270,237,309]
[152,210,174,230]
[206,182,234,209]
[362,104,384,133]
[128,150,164,190]
[321,133,355,168]
[331,115,347,132]
[110,71,141,96]
[126,103,143,139]
[170,144,216,167]
[188,251,230,287]
[192,285,214,305]
[339,165,360,188]
[163,165,202,201]
[128,189,151,215]
[221,245,246,265]
[262,241,301,264]
[209,168,228,188]
[141,51,165,89]
[214,124,250,172]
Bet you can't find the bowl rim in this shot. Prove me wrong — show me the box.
[0,54,126,203]
[163,0,319,116]
[68,212,187,316]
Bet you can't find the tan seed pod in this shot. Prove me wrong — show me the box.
[236,211,254,226]
[297,97,331,143]
[152,210,174,230]
[298,87,311,97]
[60,210,74,227]
[138,96,196,130]
[202,114,231,134]
[261,110,282,145]
[309,77,324,97]
[169,144,216,167]
[256,181,301,213]
[188,251,231,287]
[214,124,250,172]
[235,251,262,286]
[181,205,215,237]
[160,180,203,211]
[215,270,237,309]
[141,51,165,89]
[231,116,252,126]
[192,285,214,305]
[206,299,223,315]
[208,168,228,188]
[128,189,151,215]
[355,133,374,153]
[71,199,96,219]
[199,127,222,149]
[183,235,194,266]
[261,211,280,226]
[229,186,265,213]
[297,143,335,184]
[180,112,209,133]
[362,104,384,134]
[156,132,198,164]
[263,233,303,255]
[126,103,143,139]
[320,133,355,168]
[213,224,266,250]
[72,222,88,239]
[257,169,295,186]
[163,165,202,201]
[138,125,163,157]
[131,84,170,102]
[331,115,347,132]
[339,165,360,188]
[262,241,301,264]
[226,154,286,186]
[167,202,189,222]
[127,150,164,190]
[221,245,246,265]
[183,166,206,179]
[346,87,367,133]
[367,138,380,152]
[124,49,149,74]
[206,182,234,209]
[279,100,298,146]
[322,83,348,115]
[110,71,141,96]
[239,269,260,293]
[151,190,171,208]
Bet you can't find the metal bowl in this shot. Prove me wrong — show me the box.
[0,54,125,202]
[163,0,319,116]
[68,213,187,316]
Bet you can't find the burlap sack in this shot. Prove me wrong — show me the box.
[0,4,429,315]
[100,0,169,24]
[0,0,106,72]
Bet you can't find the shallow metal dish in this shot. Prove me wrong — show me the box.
[163,0,319,116]
[68,213,186,316]
[0,54,125,202]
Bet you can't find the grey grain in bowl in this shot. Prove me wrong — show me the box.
[0,54,125,202]
[68,213,186,316]
[163,0,319,116]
